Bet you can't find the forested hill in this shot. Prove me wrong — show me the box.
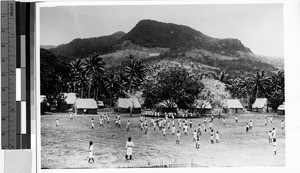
[42,19,282,75]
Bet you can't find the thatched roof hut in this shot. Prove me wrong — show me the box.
[73,98,98,114]
[252,98,268,112]
[115,97,141,114]
[222,99,244,114]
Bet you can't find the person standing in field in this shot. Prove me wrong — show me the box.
[184,123,188,135]
[153,120,157,130]
[209,121,212,130]
[178,118,181,126]
[107,114,110,124]
[189,120,193,128]
[249,120,253,130]
[99,116,103,127]
[125,137,134,160]
[172,119,175,127]
[126,120,130,131]
[197,128,201,139]
[172,125,176,135]
[118,117,121,128]
[273,138,277,155]
[211,115,214,122]
[179,120,182,129]
[150,117,154,126]
[196,137,200,149]
[140,120,144,130]
[216,131,220,143]
[56,118,59,127]
[281,120,284,130]
[246,123,249,133]
[162,127,166,136]
[88,141,94,163]
[198,124,201,131]
[268,130,273,143]
[272,127,277,141]
[167,120,171,129]
[91,118,94,129]
[223,117,226,125]
[176,131,181,144]
[204,117,207,124]
[145,124,148,135]
[235,115,238,123]
[115,117,118,126]
[193,130,197,141]
[265,117,267,126]
[140,116,143,122]
[210,129,214,144]
[204,122,207,132]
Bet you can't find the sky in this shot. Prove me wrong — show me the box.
[40,4,283,57]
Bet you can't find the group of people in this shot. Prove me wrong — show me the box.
[54,112,284,163]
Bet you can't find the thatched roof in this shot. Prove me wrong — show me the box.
[116,97,141,108]
[74,99,97,109]
[223,99,243,109]
[195,100,212,109]
[252,98,267,109]
[278,102,285,110]
[63,93,77,105]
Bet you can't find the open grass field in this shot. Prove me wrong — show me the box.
[41,112,285,168]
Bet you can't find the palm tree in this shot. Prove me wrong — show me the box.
[124,60,147,92]
[105,73,123,107]
[247,71,271,101]
[69,58,83,93]
[270,70,284,91]
[82,53,105,98]
[92,72,106,101]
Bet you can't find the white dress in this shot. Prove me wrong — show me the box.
[89,145,93,158]
[126,141,134,156]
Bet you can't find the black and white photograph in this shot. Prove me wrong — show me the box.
[39,2,285,168]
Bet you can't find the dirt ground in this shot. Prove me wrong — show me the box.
[41,112,285,168]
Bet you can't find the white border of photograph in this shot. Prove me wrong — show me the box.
[35,0,300,173]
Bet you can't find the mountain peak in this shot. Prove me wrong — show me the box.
[120,19,252,56]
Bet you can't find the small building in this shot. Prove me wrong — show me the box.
[97,100,104,109]
[252,98,268,112]
[194,100,212,114]
[277,103,285,115]
[73,98,98,114]
[156,101,178,114]
[115,97,141,114]
[222,99,244,114]
[63,93,77,109]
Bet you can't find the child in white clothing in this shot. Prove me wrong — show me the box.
[171,125,176,135]
[56,119,59,127]
[216,131,220,143]
[176,131,180,144]
[162,127,166,136]
[91,118,94,129]
[193,130,197,141]
[88,141,94,163]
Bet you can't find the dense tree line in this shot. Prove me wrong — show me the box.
[41,48,284,112]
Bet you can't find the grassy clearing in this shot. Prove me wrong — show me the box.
[41,112,285,168]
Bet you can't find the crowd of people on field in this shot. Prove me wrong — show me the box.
[54,112,284,163]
